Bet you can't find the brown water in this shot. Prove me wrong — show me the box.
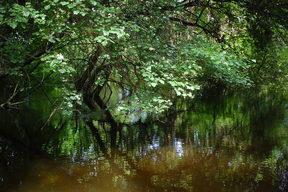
[0,91,288,192]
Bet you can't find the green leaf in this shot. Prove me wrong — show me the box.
[44,5,51,10]
[23,11,30,17]
[8,21,17,29]
[60,2,69,6]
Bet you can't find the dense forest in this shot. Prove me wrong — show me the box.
[1,0,287,113]
[0,0,288,191]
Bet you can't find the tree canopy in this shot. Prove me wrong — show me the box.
[0,0,287,114]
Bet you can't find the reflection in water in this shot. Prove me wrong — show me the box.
[0,91,288,192]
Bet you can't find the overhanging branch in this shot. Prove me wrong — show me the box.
[169,17,221,40]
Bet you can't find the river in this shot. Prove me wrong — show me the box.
[0,90,287,192]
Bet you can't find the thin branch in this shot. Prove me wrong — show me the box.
[40,102,63,131]
[169,17,221,40]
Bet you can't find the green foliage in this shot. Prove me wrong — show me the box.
[0,0,287,114]
[182,38,252,86]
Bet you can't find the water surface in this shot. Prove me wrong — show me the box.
[0,91,288,192]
